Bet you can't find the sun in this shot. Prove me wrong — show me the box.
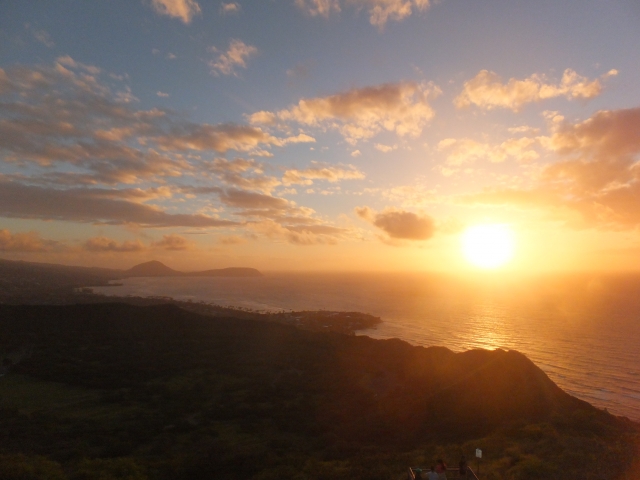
[461,224,515,269]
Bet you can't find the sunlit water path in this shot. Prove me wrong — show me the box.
[93,272,640,421]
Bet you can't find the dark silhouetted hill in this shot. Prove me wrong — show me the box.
[124,260,262,277]
[124,260,179,277]
[0,303,624,443]
[0,303,637,479]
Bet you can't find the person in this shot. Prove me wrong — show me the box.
[435,459,447,480]
[414,468,422,479]
[427,466,439,480]
[459,454,468,477]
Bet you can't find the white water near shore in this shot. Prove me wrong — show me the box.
[93,272,640,421]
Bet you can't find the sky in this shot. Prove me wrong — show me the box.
[1,0,640,272]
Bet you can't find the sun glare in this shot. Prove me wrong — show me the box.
[462,224,515,269]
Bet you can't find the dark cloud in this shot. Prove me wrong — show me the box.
[219,189,292,210]
[356,206,435,240]
[0,181,238,228]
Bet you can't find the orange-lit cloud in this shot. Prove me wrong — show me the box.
[356,206,435,240]
[83,236,147,252]
[437,136,539,167]
[366,183,437,208]
[455,69,617,111]
[463,107,640,229]
[218,235,247,245]
[0,57,315,187]
[82,234,193,253]
[0,229,59,252]
[295,0,432,29]
[219,2,241,15]
[251,219,347,245]
[149,0,201,23]
[209,39,257,76]
[151,234,192,250]
[249,81,439,144]
[200,158,281,193]
[282,162,364,185]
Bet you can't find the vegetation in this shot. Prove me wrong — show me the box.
[0,303,637,479]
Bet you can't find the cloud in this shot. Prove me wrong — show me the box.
[356,206,435,240]
[157,91,170,97]
[351,150,361,157]
[249,81,439,144]
[369,183,436,207]
[437,136,539,167]
[0,57,186,184]
[149,0,201,23]
[250,219,347,245]
[209,39,257,76]
[25,24,54,47]
[295,0,432,29]
[216,188,350,244]
[0,181,239,228]
[455,69,617,111]
[462,107,640,229]
[219,189,293,211]
[374,143,396,152]
[83,236,147,252]
[0,57,311,186]
[0,56,308,172]
[201,157,281,193]
[219,235,246,245]
[157,123,276,153]
[0,229,59,252]
[508,125,540,135]
[83,233,192,252]
[282,162,364,185]
[151,234,192,250]
[220,2,241,14]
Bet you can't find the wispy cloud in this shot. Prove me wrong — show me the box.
[249,81,440,144]
[151,234,193,250]
[282,162,364,185]
[24,24,54,47]
[149,0,201,23]
[0,229,59,252]
[295,0,433,29]
[455,69,617,111]
[462,107,640,229]
[84,236,147,252]
[220,2,241,15]
[209,39,257,76]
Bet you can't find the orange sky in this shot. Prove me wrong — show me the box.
[2,0,640,272]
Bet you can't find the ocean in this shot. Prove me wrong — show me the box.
[93,271,640,421]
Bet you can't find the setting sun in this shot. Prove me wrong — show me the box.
[462,224,515,269]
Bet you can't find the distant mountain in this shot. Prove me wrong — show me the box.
[124,260,262,278]
[124,260,179,277]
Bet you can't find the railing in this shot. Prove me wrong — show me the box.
[408,466,480,480]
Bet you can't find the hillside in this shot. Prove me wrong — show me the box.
[0,303,637,480]
[117,260,263,278]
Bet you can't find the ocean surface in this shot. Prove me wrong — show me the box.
[93,272,640,421]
